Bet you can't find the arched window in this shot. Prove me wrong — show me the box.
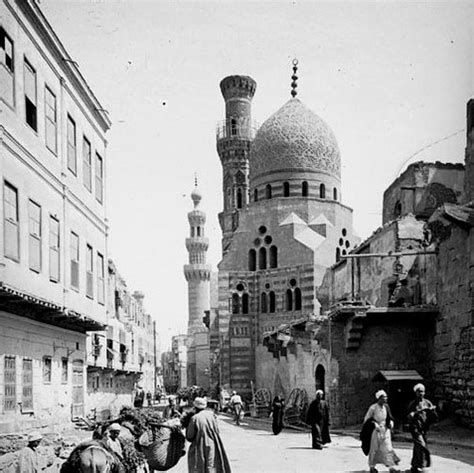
[261,292,268,313]
[197,227,201,237]
[302,181,308,197]
[283,182,290,197]
[286,289,293,311]
[315,364,325,394]
[232,293,240,314]
[336,247,341,262]
[320,183,326,199]
[242,293,249,314]
[227,188,232,207]
[333,188,338,200]
[248,249,256,271]
[266,184,272,199]
[394,201,402,219]
[259,247,267,270]
[230,118,237,136]
[254,188,258,202]
[191,227,195,237]
[237,188,243,209]
[294,287,302,311]
[269,245,278,268]
[269,291,276,313]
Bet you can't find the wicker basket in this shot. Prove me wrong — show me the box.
[139,424,185,471]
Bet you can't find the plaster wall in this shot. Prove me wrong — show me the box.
[0,312,85,433]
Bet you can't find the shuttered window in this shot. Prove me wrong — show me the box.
[22,358,33,412]
[4,182,19,261]
[24,58,37,131]
[97,252,105,305]
[86,244,93,299]
[67,115,77,174]
[83,136,92,191]
[49,216,60,282]
[4,356,16,411]
[70,232,79,290]
[28,200,42,273]
[45,86,57,153]
[0,27,14,72]
[95,153,103,203]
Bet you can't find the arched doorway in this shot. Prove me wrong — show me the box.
[315,364,325,394]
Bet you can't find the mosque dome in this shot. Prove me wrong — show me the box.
[249,98,341,185]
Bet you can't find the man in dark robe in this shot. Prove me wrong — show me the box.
[305,390,331,449]
[407,383,437,473]
[186,397,231,473]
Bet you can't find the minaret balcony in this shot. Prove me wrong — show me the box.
[184,264,211,281]
[185,237,209,252]
[216,119,259,141]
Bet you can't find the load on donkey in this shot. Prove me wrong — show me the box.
[60,407,186,472]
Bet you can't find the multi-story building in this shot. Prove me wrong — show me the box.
[162,334,187,393]
[86,260,159,419]
[0,0,110,432]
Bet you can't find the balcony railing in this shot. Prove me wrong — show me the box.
[216,119,259,141]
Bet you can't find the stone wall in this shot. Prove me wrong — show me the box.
[434,222,473,426]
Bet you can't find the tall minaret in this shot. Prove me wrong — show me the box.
[216,75,257,255]
[183,180,211,336]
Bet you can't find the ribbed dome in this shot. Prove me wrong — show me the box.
[250,98,341,182]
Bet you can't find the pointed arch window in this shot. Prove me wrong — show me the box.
[191,227,195,237]
[254,188,259,202]
[283,182,290,197]
[333,187,338,201]
[248,249,256,271]
[258,247,267,270]
[232,293,240,314]
[242,293,249,314]
[294,287,302,311]
[261,292,268,313]
[302,181,308,197]
[320,183,326,199]
[336,247,341,262]
[237,188,243,209]
[197,227,201,237]
[286,289,293,311]
[269,291,276,313]
[394,201,402,219]
[269,245,278,268]
[315,364,325,393]
[266,184,272,199]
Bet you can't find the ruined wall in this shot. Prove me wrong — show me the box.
[323,314,435,427]
[435,223,473,426]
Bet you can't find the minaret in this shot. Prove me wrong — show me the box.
[216,75,257,255]
[183,180,211,336]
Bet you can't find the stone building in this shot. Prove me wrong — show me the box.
[215,71,358,398]
[86,260,159,419]
[184,183,211,390]
[262,102,474,428]
[0,0,110,433]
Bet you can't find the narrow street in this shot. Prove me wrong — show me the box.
[171,415,474,473]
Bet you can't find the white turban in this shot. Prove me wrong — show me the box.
[375,390,387,399]
[413,383,425,393]
[316,390,324,397]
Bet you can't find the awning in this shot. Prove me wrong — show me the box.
[373,370,423,382]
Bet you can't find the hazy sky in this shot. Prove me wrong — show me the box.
[41,0,473,348]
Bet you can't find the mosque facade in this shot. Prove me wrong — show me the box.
[215,70,359,397]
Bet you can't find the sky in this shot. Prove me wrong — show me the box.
[40,0,473,349]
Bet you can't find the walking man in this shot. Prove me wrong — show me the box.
[407,383,437,473]
[305,390,331,449]
[229,391,243,425]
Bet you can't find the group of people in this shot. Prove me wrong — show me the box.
[361,383,437,473]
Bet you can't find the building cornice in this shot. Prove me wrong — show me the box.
[8,0,111,132]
